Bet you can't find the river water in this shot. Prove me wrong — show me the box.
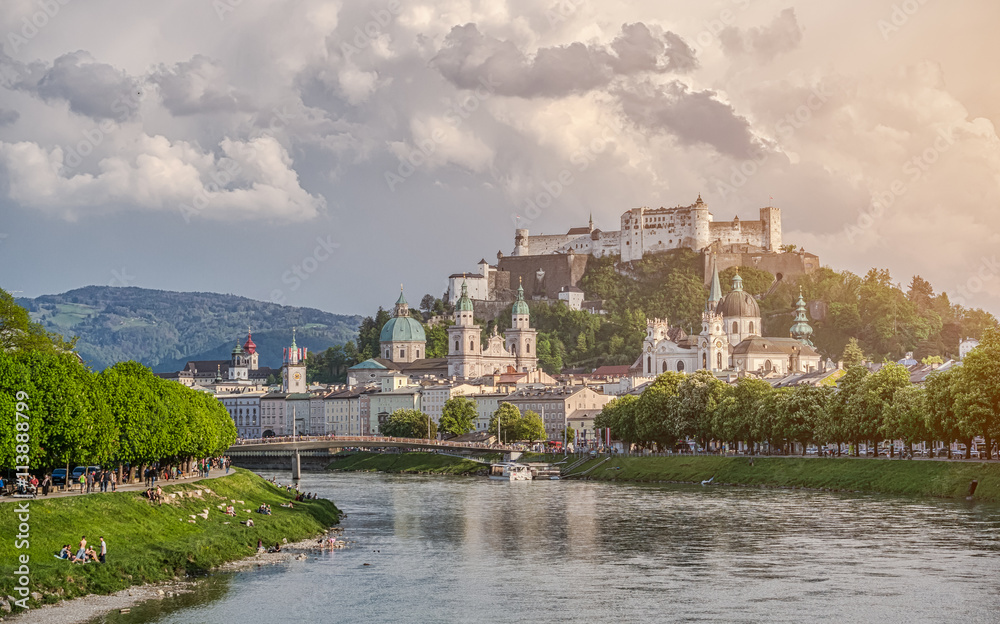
[94,472,1000,623]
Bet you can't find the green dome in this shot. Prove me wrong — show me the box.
[512,283,529,316]
[379,315,426,343]
[231,343,244,355]
[457,280,474,312]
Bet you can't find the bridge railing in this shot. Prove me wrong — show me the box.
[229,434,519,452]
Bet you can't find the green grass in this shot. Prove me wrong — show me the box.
[0,468,339,610]
[327,452,486,475]
[561,455,1000,501]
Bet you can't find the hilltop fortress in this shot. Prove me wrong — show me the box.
[512,195,781,261]
[446,196,818,316]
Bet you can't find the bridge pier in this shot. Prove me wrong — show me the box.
[292,450,301,480]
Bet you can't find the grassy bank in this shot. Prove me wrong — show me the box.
[0,468,339,611]
[555,455,1000,501]
[327,451,488,475]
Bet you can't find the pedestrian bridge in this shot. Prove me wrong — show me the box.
[228,435,513,454]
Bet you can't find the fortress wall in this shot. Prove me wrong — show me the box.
[706,251,821,285]
[497,252,590,301]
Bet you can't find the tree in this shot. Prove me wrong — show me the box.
[829,366,870,455]
[855,363,911,456]
[518,410,546,443]
[439,396,477,437]
[356,307,392,360]
[634,372,684,450]
[953,327,1000,459]
[676,370,726,449]
[380,409,437,439]
[420,294,435,313]
[882,385,929,454]
[841,338,865,367]
[489,403,521,444]
[925,369,965,458]
[0,288,77,353]
[595,395,639,448]
[778,386,831,454]
[780,244,798,253]
[719,266,775,297]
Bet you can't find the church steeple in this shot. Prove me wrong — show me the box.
[707,259,722,311]
[731,269,744,292]
[394,285,410,317]
[789,287,814,346]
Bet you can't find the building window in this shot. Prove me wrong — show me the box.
[662,361,667,373]
[647,356,651,373]
[717,352,722,369]
[416,349,420,358]
[677,361,684,372]
[749,321,754,334]
[470,339,475,351]
[526,342,531,353]
[454,340,459,352]
[400,349,405,359]
[732,322,738,334]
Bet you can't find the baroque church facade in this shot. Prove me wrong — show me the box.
[446,280,538,378]
[642,264,821,376]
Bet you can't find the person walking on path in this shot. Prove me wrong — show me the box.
[78,473,86,493]
[41,474,51,496]
[86,471,94,494]
[110,471,117,492]
[99,537,107,563]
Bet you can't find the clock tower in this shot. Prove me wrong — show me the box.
[282,329,307,393]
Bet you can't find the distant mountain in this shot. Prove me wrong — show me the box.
[16,286,362,372]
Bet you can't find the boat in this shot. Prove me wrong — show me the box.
[488,462,533,481]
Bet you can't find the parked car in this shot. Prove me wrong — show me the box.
[71,466,101,481]
[51,468,67,485]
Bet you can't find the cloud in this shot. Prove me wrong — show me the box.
[432,21,696,98]
[720,8,803,62]
[0,134,326,222]
[149,55,254,116]
[0,108,18,126]
[2,50,142,121]
[617,80,765,159]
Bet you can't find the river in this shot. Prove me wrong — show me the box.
[91,471,1000,623]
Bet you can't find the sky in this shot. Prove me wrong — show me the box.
[0,0,998,317]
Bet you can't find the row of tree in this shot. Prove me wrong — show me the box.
[0,351,237,473]
[595,328,1000,458]
[378,398,555,445]
[1,290,237,473]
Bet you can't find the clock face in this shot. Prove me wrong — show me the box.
[293,372,301,380]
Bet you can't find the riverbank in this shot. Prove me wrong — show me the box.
[0,468,339,615]
[554,454,999,501]
[327,451,489,475]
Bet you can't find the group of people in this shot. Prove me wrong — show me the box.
[142,485,164,504]
[257,504,272,515]
[0,474,50,497]
[294,491,318,501]
[55,536,106,564]
[255,539,283,553]
[79,469,117,493]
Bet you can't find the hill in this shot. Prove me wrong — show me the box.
[16,286,361,371]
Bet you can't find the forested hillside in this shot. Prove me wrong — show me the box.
[16,286,361,371]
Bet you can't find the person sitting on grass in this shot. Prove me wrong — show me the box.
[155,485,164,504]
[225,505,235,516]
[55,545,71,559]
[241,519,254,527]
[84,547,99,562]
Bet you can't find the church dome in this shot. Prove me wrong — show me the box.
[715,270,760,318]
[379,315,426,343]
[456,280,474,312]
[243,332,256,355]
[512,282,529,316]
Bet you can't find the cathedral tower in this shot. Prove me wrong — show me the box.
[448,280,482,377]
[505,280,538,372]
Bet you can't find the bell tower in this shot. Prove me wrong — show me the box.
[282,328,307,393]
[505,279,537,372]
[447,280,482,378]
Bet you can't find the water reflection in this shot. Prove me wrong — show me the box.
[115,473,1000,624]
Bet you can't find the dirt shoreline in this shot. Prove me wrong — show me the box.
[3,531,347,624]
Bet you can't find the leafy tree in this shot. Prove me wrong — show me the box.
[0,288,77,353]
[634,372,684,449]
[489,403,522,444]
[518,410,546,443]
[720,266,775,297]
[882,385,930,453]
[420,294,435,313]
[841,338,865,367]
[829,366,870,455]
[595,395,639,447]
[778,386,831,454]
[356,307,392,360]
[424,323,450,358]
[954,327,1000,459]
[924,369,966,458]
[439,396,477,437]
[676,370,726,448]
[380,409,437,439]
[921,355,944,365]
[855,363,911,455]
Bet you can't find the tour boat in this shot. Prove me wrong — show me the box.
[488,462,533,481]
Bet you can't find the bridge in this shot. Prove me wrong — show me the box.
[227,435,517,477]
